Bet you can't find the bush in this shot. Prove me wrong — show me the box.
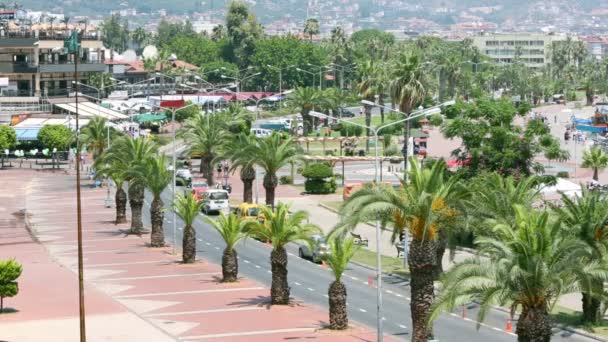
[304,178,337,194]
[384,144,400,156]
[429,114,443,126]
[301,163,333,179]
[279,175,293,185]
[340,124,363,137]
[566,91,577,101]
[556,171,569,178]
[0,259,22,312]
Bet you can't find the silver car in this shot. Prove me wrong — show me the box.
[298,235,331,263]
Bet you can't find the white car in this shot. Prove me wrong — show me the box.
[176,169,192,181]
[201,189,230,215]
[251,128,272,138]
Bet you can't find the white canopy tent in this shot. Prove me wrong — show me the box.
[539,178,582,199]
[54,102,128,121]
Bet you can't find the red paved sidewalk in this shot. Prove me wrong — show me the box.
[1,170,385,341]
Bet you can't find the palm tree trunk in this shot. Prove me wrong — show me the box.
[270,247,290,304]
[408,239,437,342]
[586,89,594,106]
[582,291,602,325]
[434,230,447,280]
[150,196,165,247]
[263,172,278,208]
[202,154,215,186]
[516,307,552,342]
[593,168,599,181]
[379,94,385,124]
[365,105,372,152]
[329,280,348,330]
[222,247,238,282]
[128,183,144,234]
[302,110,313,135]
[182,224,196,263]
[115,186,127,224]
[240,166,255,203]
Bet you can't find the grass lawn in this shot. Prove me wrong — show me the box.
[321,201,343,212]
[552,305,608,336]
[351,247,409,279]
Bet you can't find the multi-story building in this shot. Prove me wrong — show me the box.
[0,13,106,97]
[581,36,608,60]
[472,32,571,68]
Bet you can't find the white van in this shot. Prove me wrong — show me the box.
[201,189,230,215]
[250,128,272,138]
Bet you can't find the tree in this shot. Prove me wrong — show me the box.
[165,36,220,68]
[337,158,465,341]
[356,60,381,151]
[173,193,204,264]
[167,101,200,123]
[131,27,149,51]
[37,125,72,150]
[205,213,250,282]
[430,206,608,342]
[246,134,301,207]
[303,18,319,41]
[287,87,323,135]
[582,147,608,181]
[0,125,17,151]
[221,133,257,203]
[555,189,608,324]
[0,259,22,313]
[103,137,157,234]
[225,0,262,67]
[80,117,111,161]
[87,73,115,98]
[249,203,319,304]
[100,14,130,53]
[130,155,172,247]
[325,236,357,330]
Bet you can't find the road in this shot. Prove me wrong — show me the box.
[141,188,596,342]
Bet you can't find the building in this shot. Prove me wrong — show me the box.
[0,12,106,97]
[581,36,608,60]
[472,32,571,68]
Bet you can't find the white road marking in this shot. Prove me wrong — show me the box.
[205,242,211,246]
[359,308,367,313]
[349,276,359,281]
[244,260,250,264]
[179,328,316,340]
[396,294,404,298]
[145,306,262,317]
[267,270,271,274]
[287,252,296,256]
[116,287,264,299]
[492,327,502,332]
[101,272,218,281]
[294,282,301,286]
[399,324,407,329]
[214,246,220,250]
[255,265,261,269]
[307,287,314,292]
[323,294,329,298]
[386,290,393,294]
[197,238,202,242]
[406,297,411,300]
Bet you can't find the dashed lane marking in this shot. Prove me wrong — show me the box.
[255,265,261,269]
[359,308,367,313]
[244,260,250,264]
[205,242,211,246]
[294,282,302,286]
[307,287,314,292]
[399,324,407,329]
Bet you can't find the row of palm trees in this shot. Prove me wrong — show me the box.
[336,156,608,341]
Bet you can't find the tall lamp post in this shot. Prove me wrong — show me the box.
[295,68,316,88]
[220,72,261,101]
[362,100,456,183]
[266,64,293,106]
[327,62,357,89]
[306,63,325,90]
[149,102,200,255]
[309,109,439,342]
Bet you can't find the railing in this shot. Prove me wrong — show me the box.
[0,31,102,41]
[0,61,37,73]
[39,59,104,65]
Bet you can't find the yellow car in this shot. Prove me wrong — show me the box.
[236,203,265,223]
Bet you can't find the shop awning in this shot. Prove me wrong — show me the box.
[14,127,40,141]
[54,102,128,120]
[134,113,167,123]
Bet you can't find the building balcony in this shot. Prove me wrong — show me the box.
[0,31,102,41]
[0,62,37,73]
[39,61,105,73]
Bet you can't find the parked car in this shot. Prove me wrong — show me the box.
[298,234,331,263]
[340,108,357,118]
[235,203,265,223]
[186,180,209,200]
[201,189,230,215]
[175,169,192,186]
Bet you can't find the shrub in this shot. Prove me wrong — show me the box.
[340,124,363,137]
[556,171,569,178]
[305,178,337,194]
[429,113,443,126]
[0,259,22,313]
[384,144,400,157]
[279,175,293,185]
[301,163,333,179]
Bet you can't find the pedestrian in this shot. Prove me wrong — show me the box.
[564,130,570,144]
[316,126,321,137]
[554,115,557,124]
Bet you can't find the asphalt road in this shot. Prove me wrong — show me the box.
[139,188,597,342]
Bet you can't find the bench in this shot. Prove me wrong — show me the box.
[350,232,369,246]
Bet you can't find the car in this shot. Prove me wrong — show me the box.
[186,180,209,200]
[200,189,230,215]
[176,169,192,181]
[298,234,331,263]
[235,203,265,223]
[340,108,356,118]
[251,128,272,138]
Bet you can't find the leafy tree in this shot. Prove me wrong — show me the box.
[156,19,196,48]
[303,18,319,41]
[245,134,301,207]
[100,14,130,53]
[199,60,238,84]
[430,206,607,342]
[205,213,250,282]
[166,101,200,123]
[165,36,220,68]
[582,147,608,181]
[248,203,319,304]
[0,259,22,313]
[80,117,113,161]
[173,193,204,264]
[442,99,565,177]
[37,125,72,150]
[0,125,17,151]
[325,236,357,330]
[287,87,323,135]
[225,0,262,67]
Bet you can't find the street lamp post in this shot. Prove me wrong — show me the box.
[220,72,261,101]
[295,68,316,88]
[310,110,435,342]
[327,62,356,89]
[306,63,324,90]
[266,64,286,106]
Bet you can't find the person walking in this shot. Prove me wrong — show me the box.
[564,129,571,145]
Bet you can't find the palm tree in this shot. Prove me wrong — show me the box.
[245,134,300,207]
[173,193,204,263]
[205,213,250,282]
[554,189,608,324]
[94,160,127,224]
[303,18,319,41]
[325,235,357,330]
[288,87,322,135]
[61,16,70,30]
[249,203,319,304]
[222,133,257,203]
[337,158,465,341]
[48,16,56,37]
[180,113,228,185]
[130,155,172,247]
[103,137,157,234]
[390,53,426,173]
[356,60,380,152]
[430,206,608,342]
[80,117,111,161]
[582,147,608,181]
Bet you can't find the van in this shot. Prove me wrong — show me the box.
[250,128,272,138]
[201,189,230,215]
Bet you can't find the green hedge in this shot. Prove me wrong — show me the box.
[304,178,337,194]
[340,124,363,137]
[301,163,333,179]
